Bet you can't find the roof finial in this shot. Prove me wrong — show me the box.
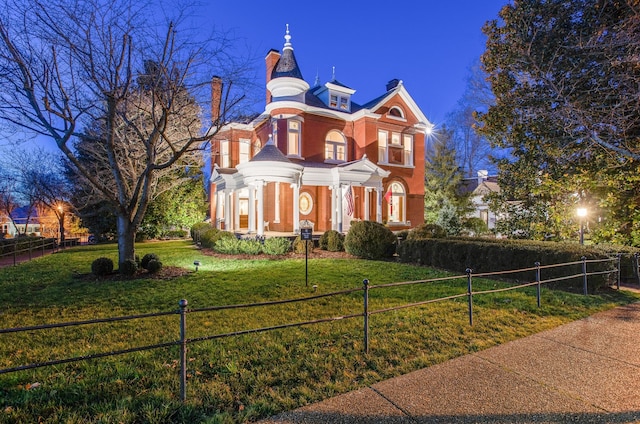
[314,69,320,86]
[284,24,292,51]
[332,66,336,81]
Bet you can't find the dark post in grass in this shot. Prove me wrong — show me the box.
[179,299,188,402]
[363,279,369,354]
[300,220,313,287]
[466,268,473,326]
[535,262,541,308]
[582,256,588,295]
[617,253,622,290]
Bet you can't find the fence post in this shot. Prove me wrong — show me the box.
[179,299,188,402]
[582,256,588,295]
[466,268,473,326]
[363,279,369,354]
[617,253,622,290]
[535,262,541,307]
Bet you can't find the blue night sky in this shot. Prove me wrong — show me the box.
[196,0,509,126]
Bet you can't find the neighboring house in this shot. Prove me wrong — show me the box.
[0,206,42,237]
[460,170,500,231]
[209,26,432,235]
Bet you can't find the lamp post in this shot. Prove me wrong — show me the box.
[577,207,587,245]
[57,204,65,247]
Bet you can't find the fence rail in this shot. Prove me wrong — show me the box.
[0,256,621,401]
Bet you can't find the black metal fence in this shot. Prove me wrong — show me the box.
[0,256,621,401]
[0,237,58,266]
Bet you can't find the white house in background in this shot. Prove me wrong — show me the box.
[460,170,500,231]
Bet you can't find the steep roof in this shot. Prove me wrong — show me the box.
[270,25,304,80]
[251,136,292,163]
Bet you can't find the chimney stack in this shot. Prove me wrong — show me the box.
[211,76,223,125]
[386,78,401,91]
[265,49,281,104]
[477,170,489,185]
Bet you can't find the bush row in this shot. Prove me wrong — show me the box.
[91,252,163,276]
[397,236,625,293]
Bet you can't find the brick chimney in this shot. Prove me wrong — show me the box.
[265,49,281,104]
[211,75,222,125]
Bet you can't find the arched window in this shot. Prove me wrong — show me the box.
[325,130,346,162]
[388,106,405,118]
[386,181,406,223]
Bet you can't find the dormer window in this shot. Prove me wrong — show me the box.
[329,92,350,111]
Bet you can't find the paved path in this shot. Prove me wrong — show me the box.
[261,302,640,423]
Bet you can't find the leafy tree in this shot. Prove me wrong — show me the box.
[479,0,640,244]
[0,0,248,266]
[424,127,470,235]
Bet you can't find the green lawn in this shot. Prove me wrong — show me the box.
[1,240,637,423]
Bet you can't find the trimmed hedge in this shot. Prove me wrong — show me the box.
[319,230,345,252]
[397,237,628,293]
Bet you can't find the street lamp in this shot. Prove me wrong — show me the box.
[577,207,587,245]
[57,204,66,247]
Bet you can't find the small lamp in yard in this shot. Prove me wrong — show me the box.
[577,207,587,245]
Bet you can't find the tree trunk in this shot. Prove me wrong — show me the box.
[117,214,136,268]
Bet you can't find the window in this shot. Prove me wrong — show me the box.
[239,139,250,164]
[388,106,404,118]
[220,140,230,168]
[329,92,349,111]
[403,134,413,166]
[325,130,347,162]
[378,130,388,163]
[288,120,301,156]
[379,130,413,166]
[386,181,406,223]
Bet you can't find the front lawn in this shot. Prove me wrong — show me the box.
[1,240,637,423]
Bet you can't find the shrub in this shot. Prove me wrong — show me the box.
[214,237,242,254]
[199,228,220,249]
[319,230,345,252]
[463,217,489,236]
[191,222,213,241]
[119,259,138,276]
[262,237,291,255]
[164,229,188,239]
[141,253,160,270]
[91,257,114,276]
[292,236,314,254]
[146,259,163,274]
[213,231,236,245]
[345,220,397,260]
[239,239,263,255]
[407,223,447,240]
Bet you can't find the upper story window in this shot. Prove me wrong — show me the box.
[329,92,350,111]
[219,140,230,168]
[239,139,251,164]
[325,130,347,163]
[378,130,414,167]
[287,120,301,156]
[388,106,405,119]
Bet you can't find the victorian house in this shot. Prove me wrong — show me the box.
[209,27,432,235]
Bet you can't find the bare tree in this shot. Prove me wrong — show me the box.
[0,0,249,266]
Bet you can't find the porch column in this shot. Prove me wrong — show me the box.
[337,185,343,233]
[224,189,232,231]
[376,185,383,223]
[256,180,265,236]
[234,190,240,231]
[215,191,223,229]
[364,188,371,221]
[292,182,300,233]
[248,185,256,233]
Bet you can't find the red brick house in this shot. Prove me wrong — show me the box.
[209,26,432,235]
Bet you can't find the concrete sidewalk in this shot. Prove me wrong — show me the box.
[261,302,640,423]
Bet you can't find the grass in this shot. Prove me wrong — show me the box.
[0,240,638,423]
